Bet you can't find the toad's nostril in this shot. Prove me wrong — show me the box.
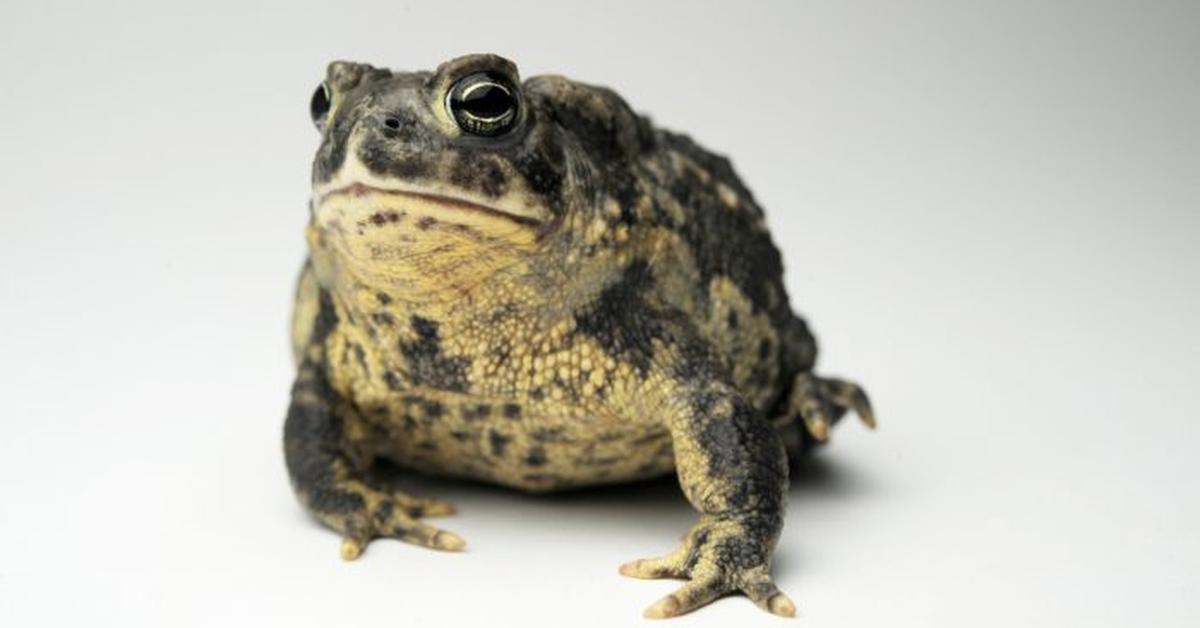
[384,117,401,129]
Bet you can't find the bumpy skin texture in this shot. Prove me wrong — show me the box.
[284,54,874,619]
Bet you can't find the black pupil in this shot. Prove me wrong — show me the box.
[454,81,512,119]
[310,84,330,121]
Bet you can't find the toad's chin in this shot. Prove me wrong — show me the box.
[314,182,543,229]
[306,177,546,306]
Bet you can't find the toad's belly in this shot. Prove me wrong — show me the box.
[349,395,676,492]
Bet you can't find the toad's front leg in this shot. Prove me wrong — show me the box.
[620,365,795,618]
[284,358,464,559]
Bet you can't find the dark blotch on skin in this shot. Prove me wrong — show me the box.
[493,345,512,366]
[539,83,655,163]
[524,447,548,467]
[462,403,491,421]
[422,400,445,419]
[573,260,663,375]
[668,330,724,384]
[597,431,625,443]
[659,131,818,377]
[512,130,566,207]
[399,316,470,392]
[283,361,364,516]
[711,514,781,570]
[502,403,521,419]
[411,317,437,340]
[352,344,369,375]
[690,388,787,512]
[698,415,742,478]
[488,430,510,457]
[680,529,710,574]
[669,161,778,315]
[367,210,402,226]
[312,289,338,345]
[451,152,510,198]
[374,500,395,524]
[358,133,433,180]
[312,112,354,183]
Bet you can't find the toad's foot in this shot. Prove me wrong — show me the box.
[323,481,465,560]
[285,357,464,560]
[619,516,795,619]
[786,372,875,443]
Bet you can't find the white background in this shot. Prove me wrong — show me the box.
[1,1,1197,626]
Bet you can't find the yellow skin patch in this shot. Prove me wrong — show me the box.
[284,53,874,619]
[301,194,680,489]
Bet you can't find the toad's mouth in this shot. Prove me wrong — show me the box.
[314,183,543,228]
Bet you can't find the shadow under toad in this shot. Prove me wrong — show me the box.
[361,448,875,574]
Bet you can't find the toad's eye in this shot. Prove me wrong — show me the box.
[310,82,331,128]
[446,73,519,137]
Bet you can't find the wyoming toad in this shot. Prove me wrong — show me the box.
[284,53,874,619]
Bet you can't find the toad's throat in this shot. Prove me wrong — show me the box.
[315,183,542,228]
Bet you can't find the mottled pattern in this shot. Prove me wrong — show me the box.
[284,53,875,619]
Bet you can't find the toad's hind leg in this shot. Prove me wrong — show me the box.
[284,359,464,559]
[774,372,875,456]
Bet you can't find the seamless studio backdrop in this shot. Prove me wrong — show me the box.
[1,1,1197,627]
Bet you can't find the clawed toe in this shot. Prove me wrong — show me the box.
[792,373,876,441]
[339,536,367,561]
[803,414,833,441]
[619,555,685,580]
[636,573,795,619]
[334,492,464,560]
[622,520,794,619]
[386,517,466,551]
[643,577,725,619]
[825,377,876,429]
[338,519,465,560]
[765,592,797,617]
[400,496,457,518]
[739,567,796,617]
